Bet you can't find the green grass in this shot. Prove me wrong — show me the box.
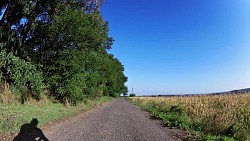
[127,98,236,141]
[0,96,112,133]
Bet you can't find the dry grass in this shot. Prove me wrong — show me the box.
[0,89,16,104]
[131,93,250,140]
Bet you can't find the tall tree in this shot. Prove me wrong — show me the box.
[0,0,128,104]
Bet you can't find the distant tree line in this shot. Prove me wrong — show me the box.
[0,0,128,105]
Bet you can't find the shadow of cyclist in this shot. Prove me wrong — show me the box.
[13,118,49,141]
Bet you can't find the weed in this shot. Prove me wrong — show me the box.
[0,96,112,134]
[129,93,250,141]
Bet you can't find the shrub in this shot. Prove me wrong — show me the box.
[0,50,45,103]
[129,93,136,97]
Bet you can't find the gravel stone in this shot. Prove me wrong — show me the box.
[44,98,180,141]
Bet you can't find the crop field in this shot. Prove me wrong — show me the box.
[130,93,250,141]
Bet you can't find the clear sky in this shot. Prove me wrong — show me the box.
[2,1,249,96]
[101,0,250,95]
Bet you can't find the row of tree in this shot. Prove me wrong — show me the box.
[0,0,128,105]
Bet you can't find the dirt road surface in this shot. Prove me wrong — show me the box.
[44,98,181,141]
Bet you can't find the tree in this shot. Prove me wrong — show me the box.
[129,93,136,97]
[0,49,44,103]
[46,9,116,104]
[0,0,128,104]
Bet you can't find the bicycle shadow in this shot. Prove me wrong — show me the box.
[13,118,49,141]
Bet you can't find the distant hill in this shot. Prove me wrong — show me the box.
[141,88,250,97]
[229,88,250,93]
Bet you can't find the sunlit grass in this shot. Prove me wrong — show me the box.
[0,97,112,133]
[130,93,250,141]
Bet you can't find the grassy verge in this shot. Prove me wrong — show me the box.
[127,94,250,141]
[0,96,112,134]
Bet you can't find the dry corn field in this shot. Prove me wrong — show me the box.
[131,93,250,140]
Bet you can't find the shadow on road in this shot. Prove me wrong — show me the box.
[13,118,49,141]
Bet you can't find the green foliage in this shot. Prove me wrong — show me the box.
[163,105,191,129]
[49,9,110,50]
[0,50,44,103]
[0,0,128,104]
[0,96,112,133]
[130,98,247,141]
[231,104,250,141]
[140,104,191,130]
[205,135,235,141]
[49,49,88,104]
[129,93,136,97]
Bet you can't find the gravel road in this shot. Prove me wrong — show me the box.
[44,98,180,141]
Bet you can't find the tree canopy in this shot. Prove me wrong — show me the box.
[0,0,128,105]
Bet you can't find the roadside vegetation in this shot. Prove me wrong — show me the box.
[0,0,128,105]
[0,96,112,133]
[0,96,112,138]
[129,93,136,97]
[0,0,127,137]
[129,93,250,141]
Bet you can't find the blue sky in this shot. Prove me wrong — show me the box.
[101,0,250,95]
[2,1,249,95]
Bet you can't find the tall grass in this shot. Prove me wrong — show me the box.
[0,96,112,133]
[130,93,250,141]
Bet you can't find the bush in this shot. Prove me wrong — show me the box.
[140,103,191,130]
[0,50,45,103]
[129,93,136,97]
[49,49,88,105]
